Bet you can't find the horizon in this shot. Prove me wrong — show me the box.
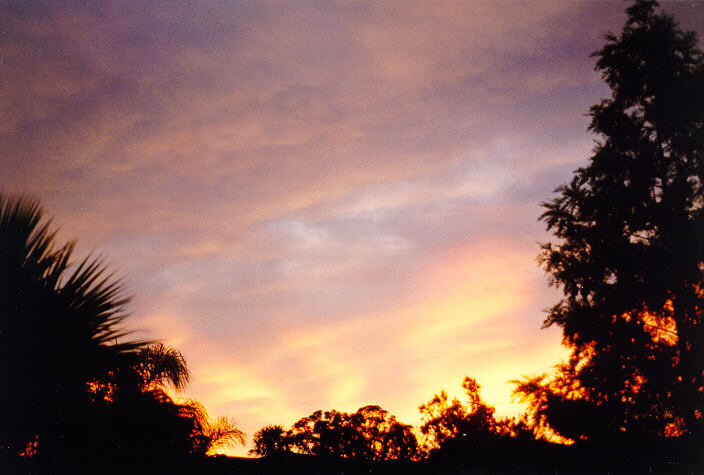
[3,0,703,457]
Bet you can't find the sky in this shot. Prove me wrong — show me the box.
[3,0,703,457]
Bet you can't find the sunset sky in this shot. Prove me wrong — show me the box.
[3,0,703,456]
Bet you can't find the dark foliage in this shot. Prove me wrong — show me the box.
[249,425,290,457]
[419,376,499,450]
[419,376,534,457]
[0,194,146,459]
[250,405,419,461]
[0,194,243,464]
[82,345,244,461]
[515,0,704,447]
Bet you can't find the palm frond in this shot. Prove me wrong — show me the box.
[136,343,191,391]
[205,416,246,451]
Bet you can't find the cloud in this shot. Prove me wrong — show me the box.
[6,0,701,457]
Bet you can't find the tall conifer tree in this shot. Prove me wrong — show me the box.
[517,0,704,442]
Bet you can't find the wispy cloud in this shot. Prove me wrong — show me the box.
[4,0,703,456]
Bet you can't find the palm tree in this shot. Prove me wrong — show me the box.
[0,194,246,462]
[100,344,245,459]
[0,194,147,458]
[177,400,246,456]
[134,343,191,391]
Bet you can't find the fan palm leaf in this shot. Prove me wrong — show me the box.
[0,193,148,456]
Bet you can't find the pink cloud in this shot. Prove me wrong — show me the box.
[4,0,702,457]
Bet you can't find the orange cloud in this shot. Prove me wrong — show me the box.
[8,0,690,458]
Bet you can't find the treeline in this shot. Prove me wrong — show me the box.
[251,0,704,469]
[250,376,531,461]
[1,0,703,472]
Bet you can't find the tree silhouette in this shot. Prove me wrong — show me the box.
[85,343,245,460]
[0,194,244,463]
[249,425,290,457]
[516,0,704,444]
[257,405,419,461]
[0,194,146,459]
[135,342,192,392]
[348,405,418,461]
[419,377,511,453]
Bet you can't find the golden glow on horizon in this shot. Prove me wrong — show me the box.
[185,240,569,457]
[7,0,673,459]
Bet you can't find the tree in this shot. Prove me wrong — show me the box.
[265,405,419,461]
[348,405,418,461]
[0,194,244,462]
[0,194,146,458]
[134,342,192,392]
[516,0,704,443]
[249,425,290,457]
[168,400,246,457]
[418,377,501,452]
[86,343,245,460]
